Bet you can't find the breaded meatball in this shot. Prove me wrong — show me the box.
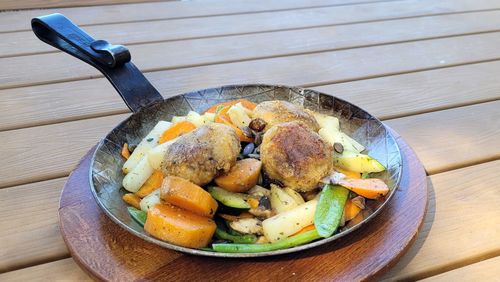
[161,123,240,186]
[252,100,320,132]
[260,121,333,191]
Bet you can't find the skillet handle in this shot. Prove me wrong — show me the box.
[31,13,163,113]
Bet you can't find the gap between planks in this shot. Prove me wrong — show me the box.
[5,7,500,59]
[419,256,500,282]
[3,0,500,58]
[0,0,168,11]
[3,53,500,133]
[5,23,500,91]
[0,0,402,34]
[6,22,500,132]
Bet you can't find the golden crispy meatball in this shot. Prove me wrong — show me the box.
[260,121,333,191]
[161,123,240,186]
[252,100,320,132]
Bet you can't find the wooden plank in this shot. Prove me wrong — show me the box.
[0,0,166,11]
[3,0,500,58]
[4,32,500,131]
[0,178,68,273]
[5,10,500,90]
[385,101,500,175]
[382,160,500,280]
[421,256,500,282]
[2,160,498,280]
[0,114,128,188]
[0,0,376,33]
[0,258,90,282]
[313,60,500,120]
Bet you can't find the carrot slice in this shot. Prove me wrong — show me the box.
[246,197,260,209]
[121,143,131,160]
[205,99,257,113]
[214,105,235,124]
[290,224,316,236]
[214,159,262,193]
[337,178,389,199]
[159,121,196,144]
[145,203,216,248]
[161,176,218,218]
[122,193,141,209]
[136,170,164,198]
[215,106,254,142]
[343,199,362,221]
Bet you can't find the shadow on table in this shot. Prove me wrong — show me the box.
[380,178,437,281]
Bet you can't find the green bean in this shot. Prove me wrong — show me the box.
[127,207,147,227]
[212,230,321,253]
[314,184,349,238]
[215,228,257,244]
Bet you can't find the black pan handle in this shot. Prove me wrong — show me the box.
[31,13,163,113]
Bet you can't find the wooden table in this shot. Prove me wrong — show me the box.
[0,0,499,281]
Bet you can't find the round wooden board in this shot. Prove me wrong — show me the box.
[59,133,427,282]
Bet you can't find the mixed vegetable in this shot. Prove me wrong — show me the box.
[119,99,389,252]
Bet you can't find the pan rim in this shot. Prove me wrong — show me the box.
[89,83,403,258]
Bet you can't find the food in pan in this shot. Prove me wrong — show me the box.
[120,99,389,252]
[260,121,333,191]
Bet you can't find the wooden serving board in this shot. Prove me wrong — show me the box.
[59,134,427,281]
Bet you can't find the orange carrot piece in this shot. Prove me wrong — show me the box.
[122,193,141,209]
[214,105,232,123]
[337,178,389,199]
[343,199,362,221]
[291,224,316,236]
[246,197,260,209]
[215,106,254,142]
[215,159,262,193]
[159,121,196,144]
[205,99,257,113]
[136,170,164,198]
[121,143,131,160]
[161,176,218,218]
[145,203,216,248]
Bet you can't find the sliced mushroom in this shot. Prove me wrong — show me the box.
[247,185,271,198]
[229,218,263,235]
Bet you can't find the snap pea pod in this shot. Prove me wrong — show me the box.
[314,184,349,238]
[212,230,321,253]
[215,227,257,244]
[127,207,147,227]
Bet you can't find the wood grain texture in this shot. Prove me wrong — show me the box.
[385,101,500,175]
[314,60,500,120]
[0,0,377,33]
[0,178,68,273]
[6,10,500,90]
[420,256,500,282]
[56,136,427,281]
[5,31,500,131]
[0,114,128,188]
[0,258,90,282]
[382,160,500,280]
[0,0,166,11]
[3,0,500,57]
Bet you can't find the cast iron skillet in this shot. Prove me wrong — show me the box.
[32,14,403,257]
